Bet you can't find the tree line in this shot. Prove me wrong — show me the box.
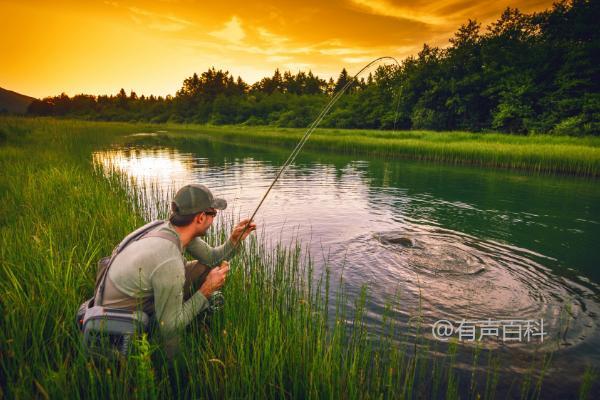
[27,0,599,135]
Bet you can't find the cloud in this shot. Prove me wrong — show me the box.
[257,27,289,46]
[341,56,376,64]
[130,14,142,25]
[209,16,246,44]
[149,22,190,32]
[185,35,312,58]
[348,0,450,26]
[319,47,369,56]
[267,55,292,62]
[125,6,193,32]
[5,0,559,98]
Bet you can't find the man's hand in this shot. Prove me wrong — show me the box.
[229,218,257,245]
[199,261,230,298]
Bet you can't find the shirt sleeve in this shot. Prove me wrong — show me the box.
[186,237,236,267]
[150,257,209,337]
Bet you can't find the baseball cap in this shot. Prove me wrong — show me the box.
[171,184,227,215]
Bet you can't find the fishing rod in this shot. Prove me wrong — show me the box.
[229,56,402,251]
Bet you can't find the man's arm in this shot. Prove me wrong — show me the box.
[186,237,236,267]
[186,218,256,266]
[151,258,209,336]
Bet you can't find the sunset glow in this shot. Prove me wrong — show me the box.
[1,0,556,98]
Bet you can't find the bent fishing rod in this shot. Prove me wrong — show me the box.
[228,56,401,254]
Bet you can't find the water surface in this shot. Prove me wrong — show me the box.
[94,134,600,387]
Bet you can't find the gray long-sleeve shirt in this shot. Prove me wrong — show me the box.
[102,220,234,341]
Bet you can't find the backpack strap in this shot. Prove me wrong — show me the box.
[141,230,180,247]
[111,220,165,256]
[95,221,180,305]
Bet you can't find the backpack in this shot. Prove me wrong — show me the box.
[76,219,179,358]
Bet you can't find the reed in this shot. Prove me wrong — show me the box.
[0,116,595,398]
[152,124,600,177]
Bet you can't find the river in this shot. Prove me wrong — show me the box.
[93,132,600,395]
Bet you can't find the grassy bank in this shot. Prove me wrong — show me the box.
[0,117,595,398]
[139,124,600,177]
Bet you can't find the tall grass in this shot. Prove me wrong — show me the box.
[149,124,600,177]
[0,117,595,398]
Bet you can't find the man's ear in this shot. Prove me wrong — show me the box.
[195,213,204,225]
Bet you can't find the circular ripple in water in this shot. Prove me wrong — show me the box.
[336,223,598,349]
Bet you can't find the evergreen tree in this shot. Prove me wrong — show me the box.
[334,68,352,93]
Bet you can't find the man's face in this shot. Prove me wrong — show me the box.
[196,208,217,236]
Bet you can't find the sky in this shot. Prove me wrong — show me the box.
[1,0,555,99]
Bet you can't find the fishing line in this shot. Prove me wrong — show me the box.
[232,56,402,250]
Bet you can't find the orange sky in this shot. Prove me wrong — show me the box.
[1,0,555,99]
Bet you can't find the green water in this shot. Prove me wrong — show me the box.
[96,133,600,388]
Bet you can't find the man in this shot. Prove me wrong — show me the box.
[100,183,256,356]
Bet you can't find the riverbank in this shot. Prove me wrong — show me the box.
[127,123,600,177]
[5,116,600,176]
[0,117,595,398]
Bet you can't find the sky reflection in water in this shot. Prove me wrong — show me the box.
[93,145,600,372]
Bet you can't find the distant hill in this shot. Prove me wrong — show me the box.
[0,87,37,114]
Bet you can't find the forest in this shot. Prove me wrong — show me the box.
[26,0,599,135]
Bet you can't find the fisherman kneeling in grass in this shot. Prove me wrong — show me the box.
[95,184,256,358]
